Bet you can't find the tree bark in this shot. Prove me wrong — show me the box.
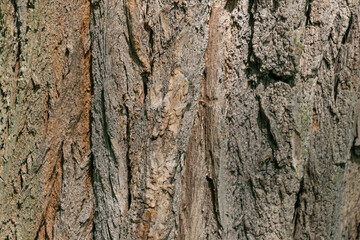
[1,0,360,239]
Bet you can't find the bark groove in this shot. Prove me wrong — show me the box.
[1,0,360,239]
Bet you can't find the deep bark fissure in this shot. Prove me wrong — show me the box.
[333,62,341,103]
[89,0,95,205]
[257,97,278,152]
[305,0,313,26]
[242,220,250,240]
[268,71,295,88]
[206,175,223,232]
[59,142,65,209]
[247,0,258,67]
[27,0,35,9]
[124,102,131,210]
[124,35,143,70]
[11,0,23,79]
[272,0,279,12]
[141,72,149,101]
[342,13,353,44]
[225,0,238,12]
[292,175,305,238]
[356,222,360,240]
[351,148,360,164]
[34,218,46,240]
[122,63,132,211]
[332,12,354,103]
[125,2,149,72]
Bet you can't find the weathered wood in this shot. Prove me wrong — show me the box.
[1,0,360,239]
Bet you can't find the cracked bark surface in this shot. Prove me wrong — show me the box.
[1,0,360,239]
[0,0,92,239]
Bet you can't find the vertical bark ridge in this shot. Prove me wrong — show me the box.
[1,0,360,239]
[0,0,93,239]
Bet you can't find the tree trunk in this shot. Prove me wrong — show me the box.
[1,0,360,239]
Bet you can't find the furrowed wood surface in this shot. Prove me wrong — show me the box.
[1,0,360,239]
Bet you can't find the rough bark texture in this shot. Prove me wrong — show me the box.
[0,0,93,239]
[1,0,360,239]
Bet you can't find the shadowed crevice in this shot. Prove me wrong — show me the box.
[305,0,313,26]
[124,99,132,210]
[257,98,278,152]
[342,13,353,44]
[225,0,238,12]
[292,177,305,238]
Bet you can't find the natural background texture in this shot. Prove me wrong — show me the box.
[0,0,360,239]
